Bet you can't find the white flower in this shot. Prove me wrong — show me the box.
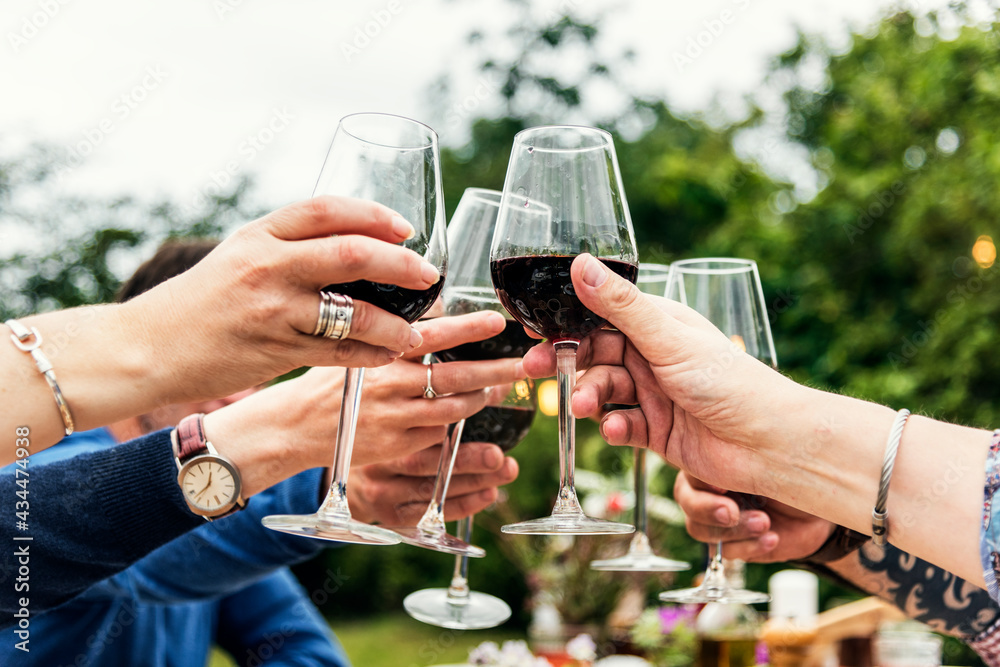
[566,633,597,661]
[499,640,535,665]
[469,641,502,665]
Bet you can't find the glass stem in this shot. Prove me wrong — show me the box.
[553,342,582,515]
[416,418,466,533]
[318,368,365,522]
[628,447,653,556]
[703,541,727,590]
[447,515,473,604]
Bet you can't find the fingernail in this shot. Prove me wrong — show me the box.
[409,327,423,349]
[514,361,525,378]
[713,507,731,526]
[580,254,608,288]
[420,262,441,285]
[746,515,767,534]
[759,532,779,550]
[393,214,415,240]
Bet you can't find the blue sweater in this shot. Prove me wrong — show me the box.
[2,430,349,666]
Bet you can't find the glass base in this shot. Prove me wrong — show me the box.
[502,512,635,536]
[590,552,691,572]
[404,588,512,630]
[261,513,402,546]
[390,527,486,558]
[659,584,770,605]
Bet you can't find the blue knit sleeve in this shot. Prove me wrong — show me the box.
[80,468,330,604]
[0,429,202,624]
[215,569,350,667]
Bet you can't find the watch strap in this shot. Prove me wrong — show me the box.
[175,413,209,462]
[797,525,870,564]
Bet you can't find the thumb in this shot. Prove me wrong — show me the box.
[572,254,680,363]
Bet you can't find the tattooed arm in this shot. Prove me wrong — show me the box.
[674,471,1000,662]
[821,543,1000,642]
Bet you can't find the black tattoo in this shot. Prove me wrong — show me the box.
[834,542,999,640]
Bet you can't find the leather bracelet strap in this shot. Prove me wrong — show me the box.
[175,413,208,462]
[796,525,870,565]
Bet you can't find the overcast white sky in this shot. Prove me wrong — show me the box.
[1,0,937,214]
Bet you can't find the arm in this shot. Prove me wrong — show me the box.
[0,430,201,619]
[1,196,438,461]
[215,569,349,667]
[673,471,1000,655]
[523,253,990,588]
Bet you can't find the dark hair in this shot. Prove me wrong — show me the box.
[115,239,220,303]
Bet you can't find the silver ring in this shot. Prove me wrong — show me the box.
[313,291,354,340]
[423,361,437,399]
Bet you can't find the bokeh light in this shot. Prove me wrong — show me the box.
[973,235,996,269]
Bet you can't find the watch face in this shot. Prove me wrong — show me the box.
[179,456,240,514]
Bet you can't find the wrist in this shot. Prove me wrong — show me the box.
[752,384,895,531]
[202,403,295,498]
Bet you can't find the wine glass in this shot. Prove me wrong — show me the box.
[405,377,537,629]
[386,188,534,557]
[659,258,776,604]
[590,262,690,572]
[491,125,638,535]
[262,113,447,546]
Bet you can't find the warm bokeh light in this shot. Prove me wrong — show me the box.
[514,379,532,399]
[973,235,996,269]
[730,334,747,352]
[538,379,559,417]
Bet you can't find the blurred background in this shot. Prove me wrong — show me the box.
[4,0,1000,664]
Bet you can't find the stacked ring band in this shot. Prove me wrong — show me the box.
[313,291,354,341]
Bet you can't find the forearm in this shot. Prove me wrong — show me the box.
[758,385,988,587]
[90,470,327,604]
[1,305,158,461]
[0,430,202,623]
[823,543,999,640]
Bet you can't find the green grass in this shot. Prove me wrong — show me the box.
[207,613,524,667]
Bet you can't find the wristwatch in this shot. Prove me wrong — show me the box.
[173,413,247,520]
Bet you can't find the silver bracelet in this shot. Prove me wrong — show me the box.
[872,408,911,546]
[6,319,75,436]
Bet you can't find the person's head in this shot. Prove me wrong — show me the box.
[110,239,257,441]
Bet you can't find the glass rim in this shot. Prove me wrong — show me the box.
[338,112,437,151]
[511,124,614,153]
[670,257,758,275]
[461,187,503,207]
[639,262,671,273]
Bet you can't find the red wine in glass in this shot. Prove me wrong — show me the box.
[460,404,536,453]
[490,255,638,342]
[434,319,535,363]
[324,279,444,323]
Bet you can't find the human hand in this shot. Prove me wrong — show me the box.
[122,196,442,407]
[520,253,802,497]
[673,471,834,563]
[348,441,519,525]
[204,310,525,494]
